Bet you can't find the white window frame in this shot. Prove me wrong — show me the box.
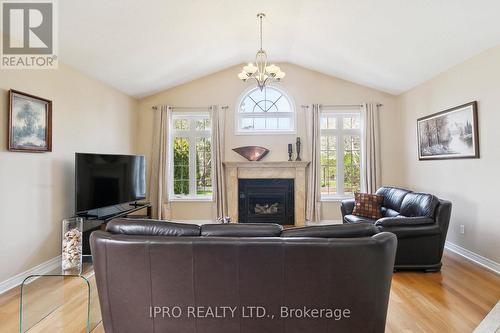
[169,111,213,201]
[320,109,362,201]
[235,85,296,135]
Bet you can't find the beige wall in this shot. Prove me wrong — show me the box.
[398,45,500,263]
[138,63,403,221]
[0,64,138,283]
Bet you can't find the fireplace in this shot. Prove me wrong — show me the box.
[238,179,294,225]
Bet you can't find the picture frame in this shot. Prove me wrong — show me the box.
[417,101,479,160]
[8,89,52,152]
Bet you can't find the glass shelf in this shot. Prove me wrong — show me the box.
[19,256,101,333]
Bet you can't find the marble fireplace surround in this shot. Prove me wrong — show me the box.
[223,161,310,226]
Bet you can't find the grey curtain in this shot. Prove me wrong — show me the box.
[361,103,381,194]
[306,104,322,222]
[211,105,227,219]
[148,105,172,219]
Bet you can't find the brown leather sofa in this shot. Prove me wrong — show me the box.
[91,219,397,333]
[341,186,452,272]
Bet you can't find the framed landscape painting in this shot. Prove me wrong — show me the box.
[8,90,52,152]
[417,101,479,160]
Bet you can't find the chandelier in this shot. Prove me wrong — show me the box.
[238,13,285,90]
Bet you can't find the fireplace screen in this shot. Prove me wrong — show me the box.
[238,179,294,225]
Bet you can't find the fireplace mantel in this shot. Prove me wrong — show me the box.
[223,161,310,168]
[223,161,310,226]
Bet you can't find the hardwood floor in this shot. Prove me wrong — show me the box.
[0,250,498,333]
[387,251,500,332]
[0,264,101,333]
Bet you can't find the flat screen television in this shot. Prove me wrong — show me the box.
[75,153,146,214]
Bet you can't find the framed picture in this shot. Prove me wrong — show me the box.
[8,89,52,152]
[417,101,479,160]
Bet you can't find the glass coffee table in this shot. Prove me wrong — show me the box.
[19,256,101,333]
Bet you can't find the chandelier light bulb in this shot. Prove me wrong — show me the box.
[275,71,286,80]
[243,63,257,75]
[238,71,248,81]
[266,64,280,75]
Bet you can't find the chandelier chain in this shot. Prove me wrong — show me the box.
[259,14,263,50]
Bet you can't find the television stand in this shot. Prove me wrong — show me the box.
[101,202,152,221]
[81,202,152,255]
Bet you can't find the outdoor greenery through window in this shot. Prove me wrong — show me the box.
[237,86,295,134]
[171,113,212,199]
[320,111,361,199]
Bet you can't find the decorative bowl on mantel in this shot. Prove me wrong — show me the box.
[232,146,270,161]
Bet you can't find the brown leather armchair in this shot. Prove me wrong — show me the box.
[91,219,397,333]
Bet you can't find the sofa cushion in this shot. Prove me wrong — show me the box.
[381,207,400,217]
[201,223,283,237]
[376,186,412,212]
[399,193,439,217]
[352,193,384,219]
[344,214,377,224]
[106,219,201,236]
[282,223,379,238]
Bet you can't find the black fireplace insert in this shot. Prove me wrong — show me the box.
[238,179,294,225]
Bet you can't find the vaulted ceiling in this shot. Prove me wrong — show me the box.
[58,0,500,98]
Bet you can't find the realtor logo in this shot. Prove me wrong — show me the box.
[1,0,57,68]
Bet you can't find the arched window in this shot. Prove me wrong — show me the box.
[236,86,295,134]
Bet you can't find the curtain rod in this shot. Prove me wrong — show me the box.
[301,103,384,108]
[152,105,229,110]
[320,103,383,108]
[321,104,363,108]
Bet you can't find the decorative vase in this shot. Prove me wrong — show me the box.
[233,146,270,161]
[295,137,302,161]
[62,217,83,274]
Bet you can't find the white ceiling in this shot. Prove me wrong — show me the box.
[58,0,500,98]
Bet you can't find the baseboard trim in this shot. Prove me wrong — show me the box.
[0,255,61,295]
[445,241,499,275]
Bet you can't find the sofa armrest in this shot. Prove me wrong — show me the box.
[106,218,201,236]
[375,216,434,227]
[376,216,436,239]
[340,198,356,219]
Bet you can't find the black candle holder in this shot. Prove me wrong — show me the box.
[288,143,293,161]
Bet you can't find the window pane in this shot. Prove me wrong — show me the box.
[265,117,278,130]
[343,115,360,129]
[344,136,361,194]
[320,135,337,196]
[238,86,294,132]
[256,100,278,113]
[328,117,337,129]
[254,118,265,129]
[173,137,189,195]
[278,118,290,129]
[320,116,337,129]
[196,138,212,196]
[240,99,253,113]
[241,117,254,130]
[249,88,264,102]
[195,117,211,131]
[320,117,327,129]
[174,119,189,130]
[275,96,291,112]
